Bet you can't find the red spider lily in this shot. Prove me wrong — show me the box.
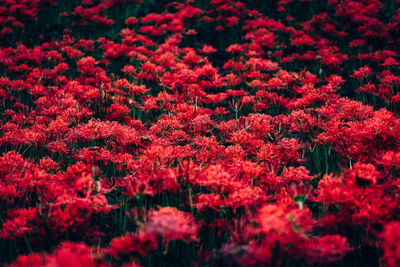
[144,206,199,244]
[10,242,103,267]
[106,232,157,259]
[347,162,379,186]
[2,0,400,266]
[380,222,400,267]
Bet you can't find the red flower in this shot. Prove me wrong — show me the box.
[199,44,216,54]
[144,207,199,244]
[380,222,400,267]
[77,56,96,75]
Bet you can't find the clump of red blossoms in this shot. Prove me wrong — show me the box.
[1,0,400,266]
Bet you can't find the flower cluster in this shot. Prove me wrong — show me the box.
[1,0,400,266]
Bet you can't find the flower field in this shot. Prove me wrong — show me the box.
[1,0,400,266]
